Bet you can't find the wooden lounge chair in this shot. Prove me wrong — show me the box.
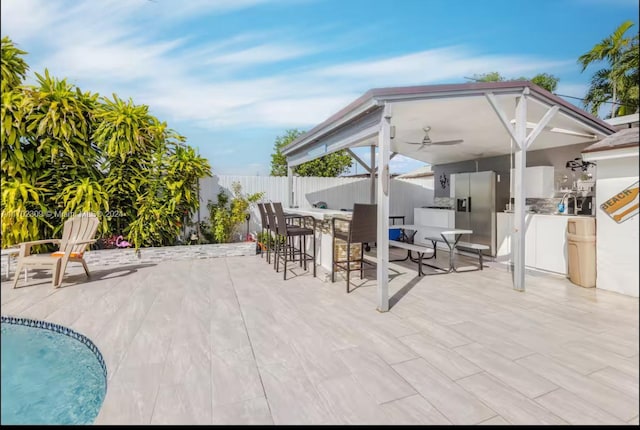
[12,213,100,288]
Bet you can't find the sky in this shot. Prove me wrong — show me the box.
[1,0,638,176]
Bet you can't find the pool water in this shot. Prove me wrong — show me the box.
[1,322,106,425]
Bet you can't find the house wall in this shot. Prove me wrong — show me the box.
[432,142,594,198]
[593,156,639,297]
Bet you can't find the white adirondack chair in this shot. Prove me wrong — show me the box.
[12,213,100,288]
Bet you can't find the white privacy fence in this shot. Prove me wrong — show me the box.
[195,175,434,236]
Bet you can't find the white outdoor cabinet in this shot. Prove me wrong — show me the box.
[496,212,570,274]
[510,166,555,198]
[534,215,569,274]
[497,213,537,268]
[414,208,455,249]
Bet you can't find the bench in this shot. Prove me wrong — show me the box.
[454,242,490,270]
[389,240,435,276]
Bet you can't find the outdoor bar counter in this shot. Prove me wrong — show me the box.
[285,207,355,276]
[285,207,352,222]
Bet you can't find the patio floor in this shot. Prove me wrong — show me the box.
[1,251,638,425]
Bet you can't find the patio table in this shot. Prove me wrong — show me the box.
[389,224,472,274]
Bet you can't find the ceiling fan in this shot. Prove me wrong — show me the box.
[404,126,463,149]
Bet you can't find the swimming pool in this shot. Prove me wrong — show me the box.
[1,316,107,425]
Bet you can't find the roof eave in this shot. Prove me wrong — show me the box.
[582,142,640,154]
[582,145,639,161]
[282,81,616,156]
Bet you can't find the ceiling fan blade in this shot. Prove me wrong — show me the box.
[403,142,430,151]
[429,139,464,146]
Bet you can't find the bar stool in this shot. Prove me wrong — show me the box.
[264,203,279,266]
[331,203,377,293]
[265,202,303,261]
[257,203,270,260]
[272,202,316,280]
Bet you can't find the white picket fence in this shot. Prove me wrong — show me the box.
[194,175,434,237]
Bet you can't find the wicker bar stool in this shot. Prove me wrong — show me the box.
[257,203,271,261]
[272,202,316,280]
[331,203,377,293]
[263,203,279,267]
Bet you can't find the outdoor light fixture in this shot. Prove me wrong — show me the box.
[245,213,251,241]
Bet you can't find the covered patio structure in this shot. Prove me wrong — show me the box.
[281,81,615,311]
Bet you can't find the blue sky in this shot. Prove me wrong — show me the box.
[2,0,638,175]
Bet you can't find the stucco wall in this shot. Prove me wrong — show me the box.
[594,156,639,297]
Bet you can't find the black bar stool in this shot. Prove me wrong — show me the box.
[272,202,316,280]
[331,203,377,293]
[264,203,279,267]
[257,203,270,260]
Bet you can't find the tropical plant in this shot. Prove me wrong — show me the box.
[530,73,559,93]
[57,178,110,234]
[166,143,211,223]
[207,182,263,243]
[0,179,51,247]
[579,20,639,118]
[471,72,505,83]
[270,128,353,177]
[256,230,283,251]
[93,95,156,161]
[1,36,28,92]
[471,71,560,92]
[0,36,212,250]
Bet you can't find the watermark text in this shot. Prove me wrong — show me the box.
[1,210,125,219]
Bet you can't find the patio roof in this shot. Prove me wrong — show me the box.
[282,81,615,166]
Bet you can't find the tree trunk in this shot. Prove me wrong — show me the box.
[611,80,618,118]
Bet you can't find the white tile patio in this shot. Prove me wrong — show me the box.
[1,250,638,425]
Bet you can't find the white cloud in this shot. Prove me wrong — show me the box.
[245,95,360,127]
[140,0,276,18]
[4,0,597,177]
[45,38,187,83]
[2,0,580,137]
[204,44,314,67]
[0,0,60,43]
[317,46,573,87]
[132,45,576,130]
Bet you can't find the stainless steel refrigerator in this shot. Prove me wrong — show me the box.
[453,171,507,257]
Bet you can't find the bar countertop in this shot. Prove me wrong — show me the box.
[285,207,352,221]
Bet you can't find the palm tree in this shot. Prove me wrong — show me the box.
[616,33,639,115]
[579,20,638,118]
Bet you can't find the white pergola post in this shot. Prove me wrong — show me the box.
[287,166,294,207]
[376,104,391,312]
[487,90,561,292]
[370,145,376,204]
[511,93,560,291]
[513,94,528,291]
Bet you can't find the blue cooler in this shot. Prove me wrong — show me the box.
[389,228,402,240]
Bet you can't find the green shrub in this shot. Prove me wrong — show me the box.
[207,182,263,243]
[1,36,211,249]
